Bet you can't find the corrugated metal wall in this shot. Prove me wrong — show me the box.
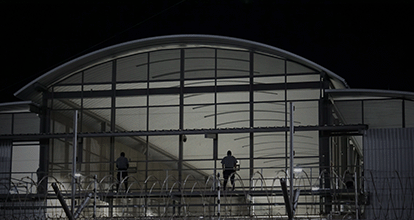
[0,140,12,194]
[364,128,414,220]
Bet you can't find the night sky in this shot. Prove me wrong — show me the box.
[1,1,413,103]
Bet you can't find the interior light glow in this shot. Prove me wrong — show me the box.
[293,168,302,173]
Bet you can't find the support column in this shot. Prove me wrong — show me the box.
[319,72,332,214]
[249,51,254,186]
[38,94,50,195]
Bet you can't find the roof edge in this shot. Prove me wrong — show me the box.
[15,34,349,101]
[327,89,414,100]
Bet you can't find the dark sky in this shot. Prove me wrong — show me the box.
[1,1,413,102]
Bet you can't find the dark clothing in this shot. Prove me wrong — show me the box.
[221,155,237,170]
[116,156,129,191]
[223,170,235,190]
[221,155,237,190]
[117,170,128,191]
[116,156,129,170]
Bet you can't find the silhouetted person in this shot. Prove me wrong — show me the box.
[116,152,129,192]
[221,150,238,191]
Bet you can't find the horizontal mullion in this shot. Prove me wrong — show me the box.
[47,81,321,99]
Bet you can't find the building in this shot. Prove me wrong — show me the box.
[1,35,413,219]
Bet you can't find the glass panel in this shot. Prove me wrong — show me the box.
[287,88,320,101]
[52,99,79,110]
[254,75,284,84]
[185,48,215,79]
[0,114,12,134]
[364,99,402,128]
[149,49,180,80]
[217,104,249,128]
[254,53,285,75]
[293,130,319,157]
[185,48,215,58]
[184,93,214,105]
[12,142,39,181]
[13,113,39,134]
[287,74,320,82]
[50,138,70,166]
[149,107,179,130]
[53,85,82,92]
[405,100,414,128]
[253,132,286,180]
[59,72,82,84]
[50,110,74,133]
[254,90,285,102]
[116,108,147,131]
[217,91,249,103]
[294,101,318,126]
[149,81,179,89]
[254,102,286,127]
[217,78,249,86]
[84,62,112,83]
[149,94,179,106]
[184,79,215,87]
[147,135,178,165]
[116,53,148,82]
[83,97,111,108]
[217,49,249,78]
[81,137,110,179]
[116,82,147,90]
[287,61,317,74]
[183,134,213,160]
[184,105,215,129]
[334,100,363,125]
[83,84,112,91]
[81,109,111,132]
[150,49,180,62]
[116,96,147,108]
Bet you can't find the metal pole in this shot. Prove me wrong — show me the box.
[217,172,220,220]
[52,182,74,220]
[71,110,78,214]
[289,102,294,205]
[355,172,359,219]
[93,174,97,218]
[74,193,93,219]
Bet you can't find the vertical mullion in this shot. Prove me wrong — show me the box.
[249,51,254,186]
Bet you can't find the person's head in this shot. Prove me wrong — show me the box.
[120,152,125,157]
[227,150,232,156]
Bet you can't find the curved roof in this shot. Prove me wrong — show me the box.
[327,89,414,101]
[15,34,348,102]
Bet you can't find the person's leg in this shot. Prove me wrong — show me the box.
[223,170,230,190]
[230,172,235,191]
[116,171,121,192]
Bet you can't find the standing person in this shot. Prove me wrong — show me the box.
[221,150,238,191]
[116,152,129,192]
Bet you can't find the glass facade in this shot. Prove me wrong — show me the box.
[2,35,414,219]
